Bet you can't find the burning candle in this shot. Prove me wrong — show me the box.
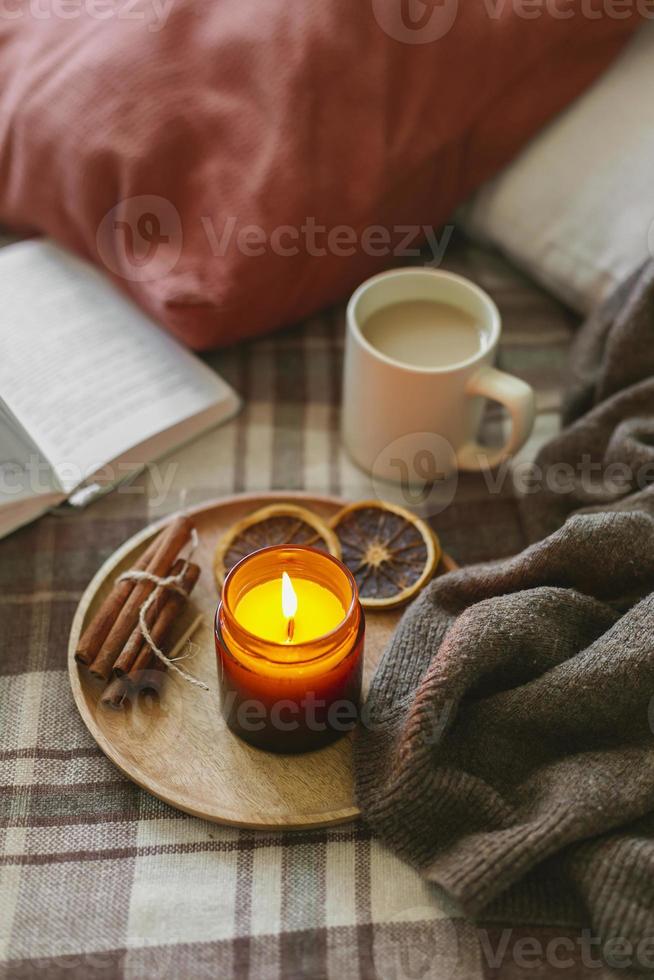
[215,545,364,753]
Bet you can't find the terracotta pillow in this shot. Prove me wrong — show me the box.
[0,2,641,349]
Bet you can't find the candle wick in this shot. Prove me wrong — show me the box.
[287,617,295,642]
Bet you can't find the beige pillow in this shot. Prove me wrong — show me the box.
[461,22,654,314]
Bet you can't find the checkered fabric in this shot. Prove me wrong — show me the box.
[1,236,589,979]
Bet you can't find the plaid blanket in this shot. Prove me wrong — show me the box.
[0,236,587,979]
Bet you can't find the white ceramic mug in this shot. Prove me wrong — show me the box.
[342,267,535,482]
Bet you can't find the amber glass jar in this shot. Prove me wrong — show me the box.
[215,545,364,753]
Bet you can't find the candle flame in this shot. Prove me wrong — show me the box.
[281,571,298,620]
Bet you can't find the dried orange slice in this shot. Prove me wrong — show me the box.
[330,500,440,609]
[214,503,341,587]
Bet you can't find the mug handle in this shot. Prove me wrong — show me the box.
[456,366,535,471]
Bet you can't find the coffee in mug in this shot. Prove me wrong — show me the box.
[342,268,535,482]
[360,299,485,369]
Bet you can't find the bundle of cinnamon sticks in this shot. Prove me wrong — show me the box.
[76,516,201,710]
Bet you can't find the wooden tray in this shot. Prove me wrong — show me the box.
[68,493,457,829]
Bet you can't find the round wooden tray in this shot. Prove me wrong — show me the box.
[68,492,457,829]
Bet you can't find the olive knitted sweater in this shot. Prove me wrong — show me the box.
[355,262,654,965]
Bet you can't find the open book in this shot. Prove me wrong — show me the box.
[0,240,241,539]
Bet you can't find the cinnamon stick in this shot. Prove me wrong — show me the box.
[75,537,160,666]
[100,612,203,710]
[103,599,186,707]
[100,676,131,710]
[109,557,184,676]
[132,661,167,699]
[100,661,166,709]
[132,612,205,696]
[129,567,199,673]
[112,561,200,677]
[88,516,193,681]
[125,568,201,691]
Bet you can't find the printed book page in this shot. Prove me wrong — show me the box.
[0,241,239,494]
